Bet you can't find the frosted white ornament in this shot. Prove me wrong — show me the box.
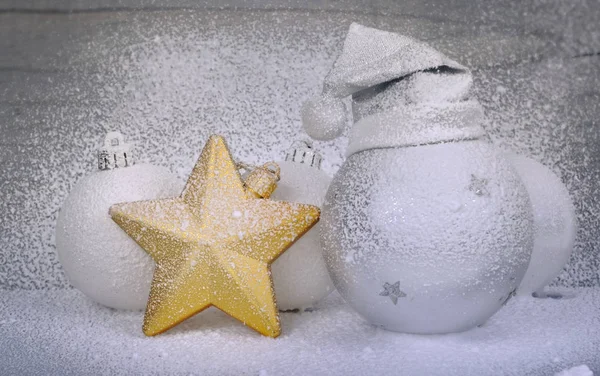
[304,24,535,334]
[507,153,577,296]
[55,132,183,310]
[270,141,334,310]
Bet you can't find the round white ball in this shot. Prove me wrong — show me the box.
[321,141,534,334]
[507,153,577,296]
[270,161,334,310]
[301,96,347,141]
[55,164,184,310]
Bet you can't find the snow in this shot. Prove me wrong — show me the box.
[1,288,598,375]
[556,365,594,376]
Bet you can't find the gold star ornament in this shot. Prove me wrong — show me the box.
[109,135,320,337]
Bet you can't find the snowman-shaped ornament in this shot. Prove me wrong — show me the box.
[302,23,535,334]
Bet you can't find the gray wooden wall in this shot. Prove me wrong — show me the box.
[1,0,599,289]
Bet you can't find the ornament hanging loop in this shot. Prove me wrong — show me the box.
[243,162,280,199]
[261,162,281,181]
[98,131,133,170]
[285,140,322,169]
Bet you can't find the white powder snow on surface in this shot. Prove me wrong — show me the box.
[556,365,594,376]
[0,288,598,375]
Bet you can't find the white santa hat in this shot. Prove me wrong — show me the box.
[302,23,486,156]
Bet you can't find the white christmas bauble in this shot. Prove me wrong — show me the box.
[270,161,334,310]
[55,164,183,310]
[321,141,534,334]
[507,153,577,296]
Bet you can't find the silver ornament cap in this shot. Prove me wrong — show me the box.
[98,131,133,170]
[285,140,322,169]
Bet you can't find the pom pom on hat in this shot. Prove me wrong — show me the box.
[301,95,347,141]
